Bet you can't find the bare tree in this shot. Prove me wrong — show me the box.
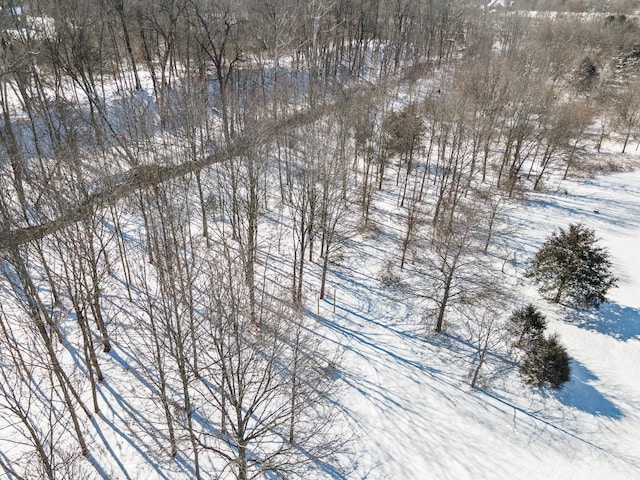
[283,125,323,303]
[427,91,474,227]
[467,305,509,390]
[413,200,493,334]
[190,0,246,142]
[614,79,640,154]
[0,245,91,456]
[315,121,352,299]
[0,303,57,480]
[195,244,343,479]
[142,180,204,477]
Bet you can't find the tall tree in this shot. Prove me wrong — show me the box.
[190,0,246,142]
[195,243,343,479]
[528,224,617,309]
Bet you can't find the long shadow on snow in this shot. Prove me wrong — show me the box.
[425,331,519,373]
[507,191,639,263]
[527,192,639,222]
[315,305,470,408]
[0,450,24,480]
[317,309,433,374]
[555,360,623,419]
[480,389,623,456]
[101,347,201,478]
[88,417,135,480]
[333,301,420,341]
[564,302,640,341]
[96,382,187,480]
[437,333,623,419]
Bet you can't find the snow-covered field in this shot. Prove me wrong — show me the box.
[2,147,639,480]
[2,69,639,480]
[3,2,640,476]
[5,157,637,480]
[317,168,640,479]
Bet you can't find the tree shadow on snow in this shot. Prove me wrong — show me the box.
[565,302,640,341]
[555,360,623,419]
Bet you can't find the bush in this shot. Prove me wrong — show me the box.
[520,334,571,390]
[528,224,617,309]
[508,304,546,349]
[573,57,599,94]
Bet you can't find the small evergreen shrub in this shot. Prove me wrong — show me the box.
[508,304,547,350]
[520,334,571,390]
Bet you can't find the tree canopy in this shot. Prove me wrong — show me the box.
[508,304,547,349]
[528,223,617,309]
[521,334,571,390]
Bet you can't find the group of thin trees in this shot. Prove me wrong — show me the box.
[1,0,640,477]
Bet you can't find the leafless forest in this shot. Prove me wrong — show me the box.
[1,0,639,478]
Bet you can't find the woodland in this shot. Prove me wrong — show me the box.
[1,0,640,478]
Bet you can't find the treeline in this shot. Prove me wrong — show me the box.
[1,0,640,478]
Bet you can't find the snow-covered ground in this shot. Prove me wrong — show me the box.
[56,164,640,480]
[317,168,640,479]
[64,157,640,480]
[2,64,639,478]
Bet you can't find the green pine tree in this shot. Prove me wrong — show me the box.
[528,224,617,309]
[508,304,546,349]
[521,334,571,390]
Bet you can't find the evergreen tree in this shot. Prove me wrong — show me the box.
[574,57,599,95]
[521,334,571,390]
[528,224,617,309]
[508,304,546,349]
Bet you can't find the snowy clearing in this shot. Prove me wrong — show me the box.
[320,168,640,480]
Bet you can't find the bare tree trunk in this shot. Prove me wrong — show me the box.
[470,329,491,389]
[435,273,452,333]
[3,250,90,455]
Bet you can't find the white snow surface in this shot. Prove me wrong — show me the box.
[2,65,639,477]
[322,170,640,479]
[53,167,640,480]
